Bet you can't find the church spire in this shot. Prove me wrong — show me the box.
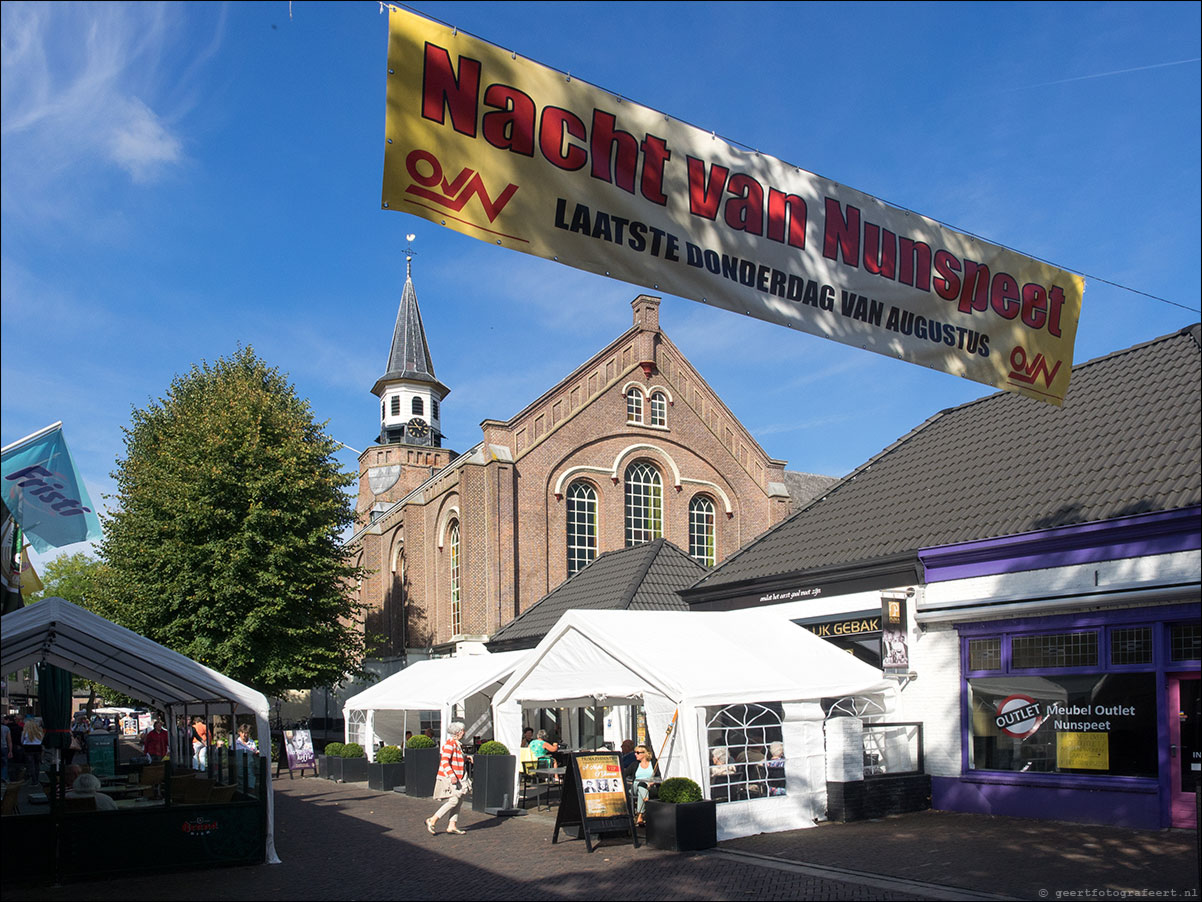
[372,244,449,447]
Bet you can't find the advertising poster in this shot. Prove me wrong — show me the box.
[577,754,627,818]
[880,594,909,675]
[382,6,1084,405]
[283,729,316,770]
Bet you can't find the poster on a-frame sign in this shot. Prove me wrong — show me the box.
[552,752,639,852]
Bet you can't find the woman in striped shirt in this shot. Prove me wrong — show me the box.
[425,721,473,835]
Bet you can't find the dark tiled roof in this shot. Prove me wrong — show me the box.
[687,324,1202,594]
[375,268,440,390]
[487,539,703,650]
[783,471,840,512]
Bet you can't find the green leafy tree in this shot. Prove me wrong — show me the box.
[99,347,366,697]
[24,552,110,607]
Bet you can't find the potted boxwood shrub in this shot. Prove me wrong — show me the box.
[368,744,405,792]
[471,740,517,812]
[645,777,717,852]
[339,742,369,783]
[404,734,440,798]
[321,742,345,782]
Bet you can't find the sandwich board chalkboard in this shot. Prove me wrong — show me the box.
[552,752,638,852]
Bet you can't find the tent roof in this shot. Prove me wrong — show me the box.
[343,650,528,713]
[1,598,269,716]
[496,609,896,710]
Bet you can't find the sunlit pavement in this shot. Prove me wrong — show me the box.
[5,775,1197,901]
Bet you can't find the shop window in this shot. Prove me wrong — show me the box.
[1011,631,1098,669]
[688,495,716,567]
[968,638,1001,672]
[390,395,401,417]
[649,391,668,427]
[1170,623,1201,662]
[626,387,644,424]
[566,481,598,576]
[624,461,662,546]
[1110,627,1153,666]
[706,703,786,803]
[968,673,1156,777]
[448,519,461,635]
[412,396,424,416]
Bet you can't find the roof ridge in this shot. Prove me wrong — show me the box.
[619,539,667,609]
[691,323,1202,590]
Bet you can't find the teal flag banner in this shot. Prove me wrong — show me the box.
[1,423,101,553]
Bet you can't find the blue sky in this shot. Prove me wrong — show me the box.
[3,1,1199,568]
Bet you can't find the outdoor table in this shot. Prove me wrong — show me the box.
[533,767,566,810]
[114,798,165,810]
[103,784,151,799]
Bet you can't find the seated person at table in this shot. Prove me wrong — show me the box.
[64,763,82,790]
[710,746,736,802]
[66,773,117,811]
[520,727,534,748]
[527,730,559,766]
[632,744,659,827]
[619,739,637,772]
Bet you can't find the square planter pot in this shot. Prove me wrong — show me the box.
[404,747,441,798]
[322,755,343,782]
[339,756,369,783]
[645,799,717,852]
[368,761,406,792]
[471,754,516,812]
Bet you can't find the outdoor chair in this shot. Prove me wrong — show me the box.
[184,777,214,803]
[1,789,19,816]
[140,764,166,797]
[169,773,195,801]
[209,784,237,803]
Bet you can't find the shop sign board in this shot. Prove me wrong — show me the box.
[381,6,1084,404]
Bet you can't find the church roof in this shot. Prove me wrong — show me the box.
[372,263,445,396]
[486,539,703,651]
[684,323,1202,599]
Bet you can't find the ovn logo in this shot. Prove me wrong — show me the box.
[1008,346,1063,388]
[404,149,518,222]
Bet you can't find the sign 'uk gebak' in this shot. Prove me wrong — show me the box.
[382,6,1084,404]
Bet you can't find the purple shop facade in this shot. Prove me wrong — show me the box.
[917,506,1201,830]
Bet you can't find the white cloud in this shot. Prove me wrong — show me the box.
[1,1,207,214]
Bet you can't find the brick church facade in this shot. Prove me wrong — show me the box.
[348,264,813,657]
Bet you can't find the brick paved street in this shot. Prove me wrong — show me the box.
[5,775,1197,901]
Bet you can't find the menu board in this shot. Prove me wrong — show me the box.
[87,734,116,776]
[553,752,637,852]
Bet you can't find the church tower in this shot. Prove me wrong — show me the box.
[357,255,456,528]
[371,254,449,447]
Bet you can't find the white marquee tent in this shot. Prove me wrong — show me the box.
[342,650,528,758]
[0,598,278,863]
[492,609,898,841]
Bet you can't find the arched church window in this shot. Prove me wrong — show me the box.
[566,481,598,576]
[449,519,461,635]
[689,495,716,567]
[626,387,644,424]
[412,396,424,416]
[650,391,668,427]
[624,461,662,546]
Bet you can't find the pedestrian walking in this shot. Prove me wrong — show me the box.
[425,721,472,835]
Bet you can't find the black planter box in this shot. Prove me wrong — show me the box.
[322,756,342,782]
[471,755,516,812]
[339,756,369,783]
[826,774,931,823]
[645,799,717,852]
[404,747,441,798]
[368,761,406,792]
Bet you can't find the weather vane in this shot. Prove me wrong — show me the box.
[404,233,416,277]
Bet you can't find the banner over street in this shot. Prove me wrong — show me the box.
[382,7,1084,404]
